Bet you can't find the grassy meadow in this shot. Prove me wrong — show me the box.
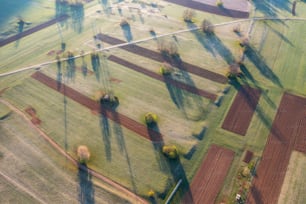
[1,0,306,203]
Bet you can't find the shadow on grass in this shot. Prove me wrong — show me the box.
[55,0,84,33]
[187,22,235,65]
[66,52,76,82]
[146,123,193,203]
[99,108,112,161]
[186,22,216,57]
[99,103,138,193]
[263,21,292,46]
[121,23,133,42]
[78,164,95,204]
[91,53,101,82]
[240,64,277,109]
[244,45,283,88]
[70,2,84,33]
[253,0,291,16]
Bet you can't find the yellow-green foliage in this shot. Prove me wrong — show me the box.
[162,145,178,159]
[145,112,158,124]
[77,145,90,164]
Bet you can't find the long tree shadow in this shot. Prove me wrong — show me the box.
[167,158,194,204]
[78,164,95,204]
[100,102,138,193]
[121,23,133,42]
[206,34,235,65]
[91,53,101,81]
[147,122,168,173]
[146,123,193,203]
[186,22,216,57]
[99,108,112,161]
[263,21,292,46]
[70,2,84,33]
[253,0,291,17]
[171,55,206,120]
[55,0,69,27]
[66,51,76,82]
[230,78,285,142]
[240,64,277,109]
[244,45,283,88]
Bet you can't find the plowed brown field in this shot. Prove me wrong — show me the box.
[96,34,228,84]
[31,71,163,142]
[164,0,249,18]
[221,86,261,136]
[183,145,235,204]
[247,93,306,204]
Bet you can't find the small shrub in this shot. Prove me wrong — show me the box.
[183,9,196,22]
[216,0,223,7]
[159,63,173,75]
[162,145,178,159]
[201,19,214,34]
[241,166,250,177]
[120,19,129,27]
[77,145,90,164]
[148,190,155,198]
[145,112,158,125]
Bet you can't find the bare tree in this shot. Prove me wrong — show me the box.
[201,19,214,34]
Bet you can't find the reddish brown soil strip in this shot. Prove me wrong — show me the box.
[183,145,234,204]
[247,93,306,204]
[25,106,36,117]
[108,55,217,101]
[97,34,228,84]
[243,150,253,163]
[31,71,163,142]
[0,87,9,96]
[0,15,68,47]
[221,86,261,136]
[164,0,249,18]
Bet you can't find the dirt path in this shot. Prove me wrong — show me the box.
[0,98,148,204]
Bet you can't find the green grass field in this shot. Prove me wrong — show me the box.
[1,0,306,203]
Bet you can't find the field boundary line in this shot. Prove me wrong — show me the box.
[0,98,148,204]
[1,18,306,77]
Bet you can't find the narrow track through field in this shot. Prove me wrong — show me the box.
[183,144,235,204]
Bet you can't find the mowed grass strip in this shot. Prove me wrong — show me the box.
[183,144,235,204]
[221,86,261,136]
[31,71,164,142]
[108,55,217,101]
[97,33,228,84]
[247,93,306,204]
